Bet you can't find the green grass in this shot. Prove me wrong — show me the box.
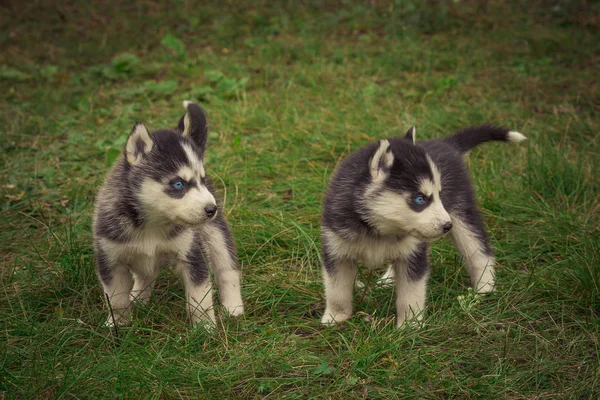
[1,0,599,398]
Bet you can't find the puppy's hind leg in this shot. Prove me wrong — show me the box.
[321,249,357,325]
[449,213,496,293]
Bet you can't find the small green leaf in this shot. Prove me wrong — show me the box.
[435,76,457,92]
[111,53,141,74]
[311,361,334,375]
[205,70,224,83]
[233,135,241,148]
[161,34,186,57]
[39,65,58,81]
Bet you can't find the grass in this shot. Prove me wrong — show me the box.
[1,0,599,398]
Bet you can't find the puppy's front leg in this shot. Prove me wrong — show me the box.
[180,244,215,327]
[449,214,496,293]
[203,223,244,317]
[394,243,430,327]
[130,255,159,305]
[96,245,133,327]
[321,249,357,325]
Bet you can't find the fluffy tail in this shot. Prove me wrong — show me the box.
[443,125,526,154]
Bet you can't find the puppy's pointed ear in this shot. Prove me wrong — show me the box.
[404,127,416,145]
[125,122,153,165]
[369,139,394,183]
[178,100,208,150]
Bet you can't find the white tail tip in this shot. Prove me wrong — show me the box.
[507,131,527,142]
[183,100,193,109]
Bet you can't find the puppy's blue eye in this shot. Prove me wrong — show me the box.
[415,196,425,204]
[172,181,184,190]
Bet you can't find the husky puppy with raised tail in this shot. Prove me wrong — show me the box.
[321,126,526,327]
[93,101,243,327]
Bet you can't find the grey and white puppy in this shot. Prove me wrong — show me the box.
[320,126,526,327]
[93,101,243,327]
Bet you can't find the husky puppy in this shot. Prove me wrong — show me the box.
[320,126,526,327]
[93,101,243,327]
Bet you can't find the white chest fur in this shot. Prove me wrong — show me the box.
[99,227,194,268]
[322,228,421,268]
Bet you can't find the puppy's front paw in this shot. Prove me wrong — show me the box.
[396,305,423,328]
[192,318,216,332]
[474,280,495,294]
[225,304,244,317]
[473,267,495,294]
[129,292,151,305]
[321,309,352,325]
[190,309,216,327]
[396,315,423,329]
[103,313,131,328]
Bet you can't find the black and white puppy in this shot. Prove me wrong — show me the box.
[320,126,526,327]
[93,101,243,327]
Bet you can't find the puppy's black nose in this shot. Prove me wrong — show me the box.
[442,222,453,233]
[204,205,217,218]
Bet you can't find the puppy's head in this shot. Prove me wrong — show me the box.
[361,127,452,241]
[124,101,218,226]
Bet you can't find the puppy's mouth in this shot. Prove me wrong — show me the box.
[175,216,209,227]
[409,229,446,242]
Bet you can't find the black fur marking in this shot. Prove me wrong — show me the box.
[186,231,210,284]
[177,103,209,150]
[94,212,132,243]
[164,184,188,199]
[406,242,429,281]
[140,131,201,182]
[384,140,433,195]
[122,200,144,228]
[377,150,392,174]
[94,159,145,241]
[321,240,339,274]
[408,194,432,212]
[211,213,238,270]
[134,138,146,158]
[96,245,113,285]
[404,127,415,143]
[167,224,186,239]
